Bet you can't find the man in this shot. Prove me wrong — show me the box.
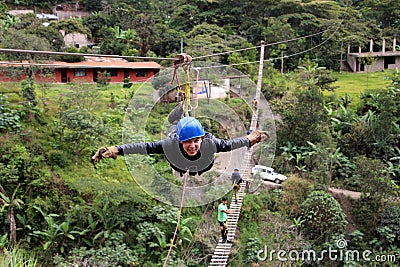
[231,168,243,204]
[218,196,233,243]
[251,98,258,109]
[92,104,269,176]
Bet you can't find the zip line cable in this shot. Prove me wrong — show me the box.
[194,33,336,70]
[194,13,348,70]
[191,28,333,60]
[0,28,331,65]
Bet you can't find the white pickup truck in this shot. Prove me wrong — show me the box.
[251,165,287,184]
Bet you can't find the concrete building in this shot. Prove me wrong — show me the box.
[60,30,88,49]
[345,37,400,72]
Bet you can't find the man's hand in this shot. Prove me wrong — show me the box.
[246,130,269,147]
[91,146,118,163]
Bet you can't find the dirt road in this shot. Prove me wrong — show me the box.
[262,180,362,200]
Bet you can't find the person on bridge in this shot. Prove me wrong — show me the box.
[218,196,234,243]
[231,168,243,204]
[92,103,269,177]
[251,97,258,109]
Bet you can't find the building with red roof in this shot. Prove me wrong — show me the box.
[0,56,161,83]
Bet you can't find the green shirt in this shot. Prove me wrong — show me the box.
[218,203,228,222]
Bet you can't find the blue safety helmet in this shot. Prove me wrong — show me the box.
[176,117,205,142]
[234,167,239,171]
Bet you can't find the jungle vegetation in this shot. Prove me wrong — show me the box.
[0,0,400,266]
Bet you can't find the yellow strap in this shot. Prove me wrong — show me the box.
[183,68,191,116]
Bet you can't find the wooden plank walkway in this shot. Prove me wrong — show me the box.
[208,41,265,267]
[208,113,259,267]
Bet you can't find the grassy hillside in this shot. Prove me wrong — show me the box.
[329,70,392,107]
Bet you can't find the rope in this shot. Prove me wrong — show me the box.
[163,53,194,266]
[192,68,200,118]
[163,172,188,267]
[169,53,193,116]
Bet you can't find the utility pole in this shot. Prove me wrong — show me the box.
[255,41,265,101]
[180,38,184,53]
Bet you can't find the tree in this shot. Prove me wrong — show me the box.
[50,18,90,39]
[60,109,105,165]
[82,12,111,43]
[133,13,157,56]
[110,2,139,30]
[358,52,377,89]
[21,77,37,106]
[0,28,52,62]
[0,184,23,246]
[300,190,347,244]
[98,26,126,55]
[359,0,400,37]
[185,23,230,61]
[278,175,313,217]
[9,13,64,51]
[57,85,107,165]
[169,4,200,32]
[153,23,183,58]
[353,156,394,200]
[85,0,103,12]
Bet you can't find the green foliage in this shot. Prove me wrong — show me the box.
[60,108,105,165]
[123,77,133,88]
[54,232,138,266]
[276,63,332,147]
[356,73,400,160]
[300,190,347,244]
[244,237,261,264]
[96,71,111,87]
[56,46,85,63]
[379,203,400,247]
[185,23,231,62]
[0,245,38,267]
[0,144,30,185]
[278,175,314,217]
[1,0,400,263]
[236,206,308,267]
[0,94,21,133]
[352,155,394,200]
[21,78,37,107]
[51,18,90,37]
[47,150,68,168]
